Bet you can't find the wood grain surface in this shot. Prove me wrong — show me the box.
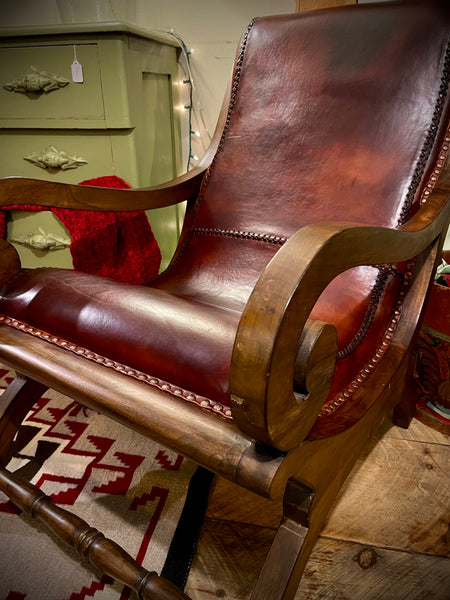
[186,417,450,599]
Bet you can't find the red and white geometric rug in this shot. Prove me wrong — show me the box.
[0,367,210,600]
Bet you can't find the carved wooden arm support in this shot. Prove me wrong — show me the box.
[230,190,450,451]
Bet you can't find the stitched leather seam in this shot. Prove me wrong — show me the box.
[337,265,405,360]
[192,228,405,362]
[336,269,390,361]
[0,315,233,421]
[374,264,404,280]
[191,227,287,245]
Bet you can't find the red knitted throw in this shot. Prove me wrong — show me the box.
[0,176,161,284]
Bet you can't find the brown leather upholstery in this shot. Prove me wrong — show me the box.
[0,1,449,430]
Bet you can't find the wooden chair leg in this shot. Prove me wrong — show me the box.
[392,356,417,429]
[252,354,413,600]
[0,467,191,600]
[250,481,316,600]
[0,374,48,465]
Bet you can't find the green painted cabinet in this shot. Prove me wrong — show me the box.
[0,23,183,271]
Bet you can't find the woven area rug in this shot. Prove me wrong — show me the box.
[0,367,212,600]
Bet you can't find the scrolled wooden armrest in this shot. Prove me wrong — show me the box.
[230,189,450,451]
[0,165,207,213]
[0,165,209,285]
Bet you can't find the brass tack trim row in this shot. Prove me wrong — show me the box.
[0,314,233,420]
[319,260,415,417]
[192,228,287,244]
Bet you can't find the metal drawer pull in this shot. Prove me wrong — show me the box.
[24,145,87,170]
[3,66,69,94]
[10,227,71,251]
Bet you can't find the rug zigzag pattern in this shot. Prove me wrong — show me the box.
[0,368,199,600]
[14,393,148,506]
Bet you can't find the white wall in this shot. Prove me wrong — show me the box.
[136,1,295,159]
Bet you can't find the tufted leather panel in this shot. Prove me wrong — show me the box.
[0,1,449,417]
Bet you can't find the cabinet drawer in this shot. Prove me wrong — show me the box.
[0,130,116,183]
[0,44,105,127]
[0,129,181,270]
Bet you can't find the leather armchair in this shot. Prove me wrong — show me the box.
[0,2,449,598]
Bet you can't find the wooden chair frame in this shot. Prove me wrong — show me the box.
[0,3,449,598]
[0,154,448,600]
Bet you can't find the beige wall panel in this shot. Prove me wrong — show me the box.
[297,0,355,11]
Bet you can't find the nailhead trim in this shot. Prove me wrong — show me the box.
[0,314,233,420]
[162,18,257,274]
[402,39,450,214]
[336,268,390,361]
[374,264,404,281]
[192,228,287,245]
[420,125,450,205]
[319,261,415,417]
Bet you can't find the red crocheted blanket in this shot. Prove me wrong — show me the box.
[0,176,161,284]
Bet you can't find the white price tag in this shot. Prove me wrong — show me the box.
[71,59,84,83]
[71,46,84,83]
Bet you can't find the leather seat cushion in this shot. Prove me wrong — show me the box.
[0,263,400,409]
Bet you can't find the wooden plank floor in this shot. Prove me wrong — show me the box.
[185,417,450,599]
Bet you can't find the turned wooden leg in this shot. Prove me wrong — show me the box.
[0,374,48,466]
[0,377,190,599]
[0,467,191,600]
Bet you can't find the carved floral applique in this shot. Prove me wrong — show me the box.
[24,146,87,170]
[3,66,69,93]
[10,227,71,251]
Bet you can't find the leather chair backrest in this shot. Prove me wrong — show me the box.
[158,1,450,314]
